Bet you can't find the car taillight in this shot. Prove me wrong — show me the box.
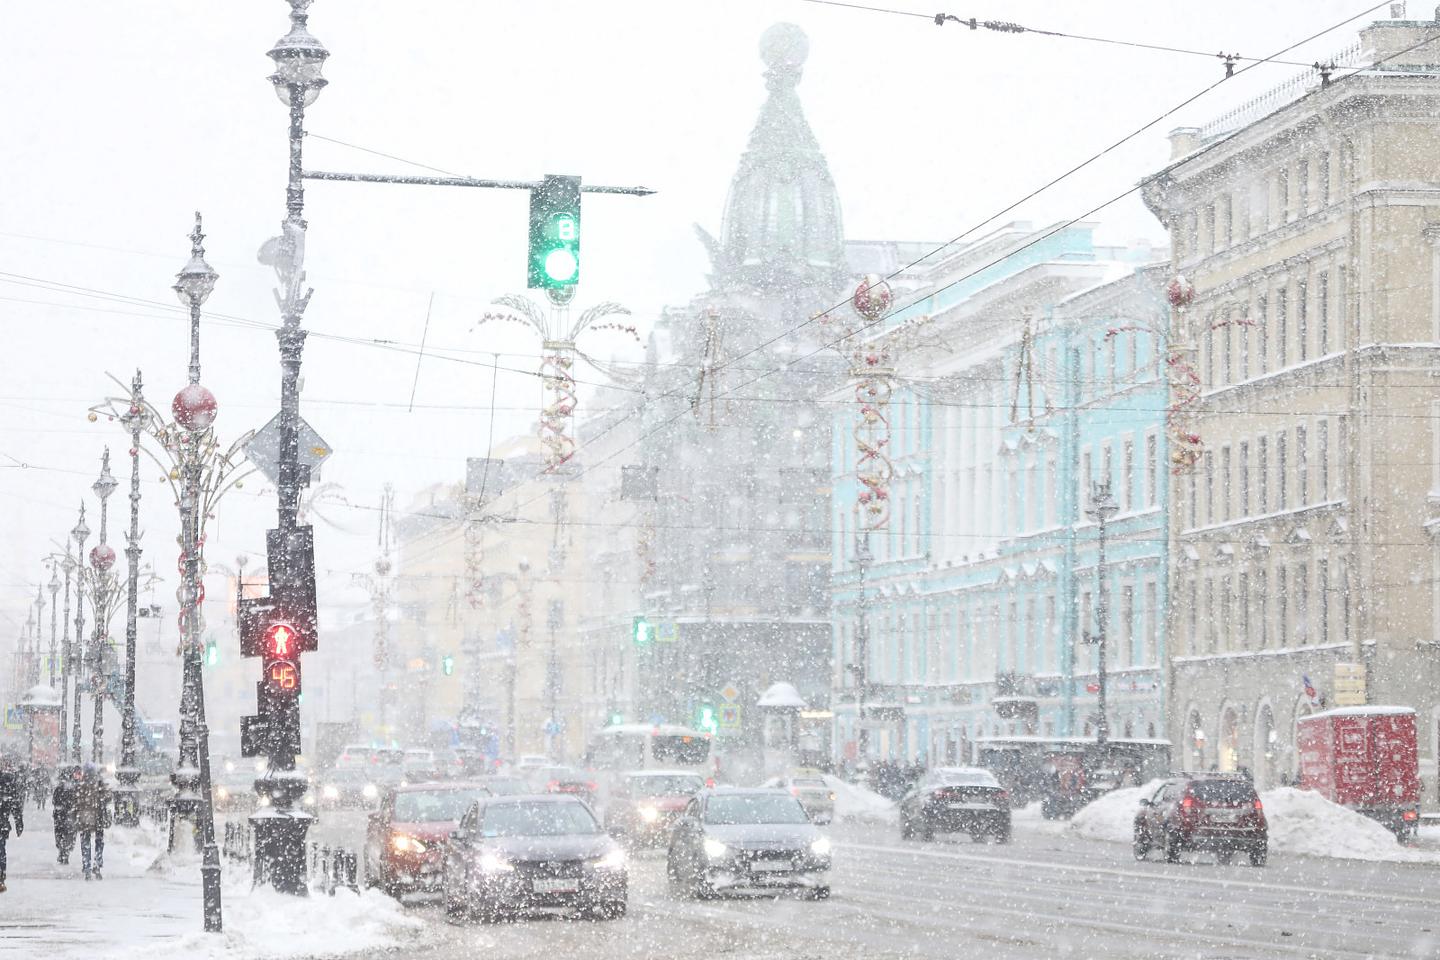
[705,777,715,788]
[790,787,800,796]
[998,791,1009,803]
[1181,795,1195,811]
[1403,809,1418,821]
[1253,799,1264,812]
[546,780,559,792]
[586,781,598,792]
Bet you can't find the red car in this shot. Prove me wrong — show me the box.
[1298,706,1420,839]
[1133,774,1267,866]
[364,781,492,897]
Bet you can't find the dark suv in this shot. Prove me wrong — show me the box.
[1133,774,1267,866]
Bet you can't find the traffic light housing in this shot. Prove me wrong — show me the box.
[441,654,455,676]
[261,621,302,700]
[205,639,219,667]
[697,702,718,735]
[528,174,581,289]
[632,615,652,647]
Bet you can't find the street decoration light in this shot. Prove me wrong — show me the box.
[69,505,89,764]
[478,295,638,473]
[58,547,77,765]
[88,449,119,765]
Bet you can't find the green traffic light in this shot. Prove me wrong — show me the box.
[528,175,581,290]
[441,655,455,676]
[544,248,578,283]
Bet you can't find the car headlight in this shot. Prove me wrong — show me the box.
[322,785,339,800]
[478,852,514,874]
[703,838,729,859]
[594,848,626,870]
[258,795,272,807]
[638,805,660,823]
[224,761,236,774]
[391,834,427,855]
[810,836,831,857]
[303,794,315,806]
[362,783,378,799]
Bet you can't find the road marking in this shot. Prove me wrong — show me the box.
[845,839,1440,909]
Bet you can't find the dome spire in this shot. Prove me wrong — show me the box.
[702,23,846,295]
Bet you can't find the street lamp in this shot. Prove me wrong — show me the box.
[59,549,76,766]
[1085,480,1119,748]
[47,565,60,689]
[89,449,119,765]
[70,505,90,764]
[170,214,224,933]
[115,371,149,826]
[850,532,872,765]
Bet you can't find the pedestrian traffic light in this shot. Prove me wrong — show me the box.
[632,615,652,647]
[205,639,219,667]
[528,174,581,289]
[441,654,455,676]
[697,702,718,736]
[261,620,302,700]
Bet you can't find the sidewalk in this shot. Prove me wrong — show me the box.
[0,806,420,960]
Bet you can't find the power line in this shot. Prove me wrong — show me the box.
[797,0,1342,70]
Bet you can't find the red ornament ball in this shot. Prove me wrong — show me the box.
[1167,275,1195,308]
[852,274,894,322]
[90,543,117,572]
[173,383,218,432]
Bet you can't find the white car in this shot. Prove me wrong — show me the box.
[764,772,836,824]
[515,754,552,773]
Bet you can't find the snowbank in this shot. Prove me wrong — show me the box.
[1069,780,1162,844]
[1259,787,1437,863]
[115,883,423,960]
[823,775,897,824]
[1065,780,1440,863]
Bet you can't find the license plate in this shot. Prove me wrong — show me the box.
[531,878,579,894]
[1209,809,1240,822]
[751,859,791,872]
[948,802,992,811]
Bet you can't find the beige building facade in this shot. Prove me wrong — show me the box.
[1142,18,1440,789]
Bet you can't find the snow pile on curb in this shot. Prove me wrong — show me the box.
[1066,780,1440,863]
[1069,780,1162,843]
[1259,787,1438,863]
[116,883,423,960]
[824,775,897,824]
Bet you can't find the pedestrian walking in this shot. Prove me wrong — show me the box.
[51,763,79,864]
[30,764,50,810]
[74,763,111,881]
[0,752,25,893]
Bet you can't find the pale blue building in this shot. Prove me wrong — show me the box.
[830,222,1170,764]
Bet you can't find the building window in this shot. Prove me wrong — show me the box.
[1221,444,1232,522]
[1277,431,1288,510]
[1220,575,1233,652]
[1297,424,1308,506]
[1188,578,1199,654]
[1102,443,1113,500]
[1044,596,1056,673]
[1319,419,1329,500]
[1146,432,1159,507]
[1081,449,1093,514]
[1238,570,1250,649]
[1256,293,1269,373]
[914,493,923,555]
[1120,585,1135,667]
[1188,470,1198,528]
[1045,455,1057,527]
[1204,449,1215,525]
[1206,578,1218,652]
[1319,152,1331,207]
[1277,566,1288,644]
[1144,580,1158,665]
[1222,307,1233,385]
[1318,558,1329,644]
[1296,562,1309,643]
[1204,319,1215,387]
[1258,436,1269,513]
[1297,158,1310,215]
[1297,277,1309,363]
[1239,300,1251,380]
[1221,194,1233,248]
[1278,165,1290,222]
[1275,286,1288,369]
[1317,271,1329,355]
[1122,438,1135,513]
[1239,440,1251,516]
[1257,567,1270,648]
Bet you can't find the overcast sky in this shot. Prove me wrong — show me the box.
[0,0,1397,635]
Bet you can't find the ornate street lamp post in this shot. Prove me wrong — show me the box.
[1085,481,1119,748]
[70,506,90,763]
[88,450,119,765]
[170,214,224,932]
[58,549,76,766]
[115,372,148,826]
[47,566,60,689]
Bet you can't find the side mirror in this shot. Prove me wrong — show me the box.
[1137,798,1151,808]
[449,829,466,842]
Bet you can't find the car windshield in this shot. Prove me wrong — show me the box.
[1190,779,1256,803]
[481,801,600,837]
[629,775,705,797]
[394,789,486,822]
[937,770,998,787]
[704,794,810,825]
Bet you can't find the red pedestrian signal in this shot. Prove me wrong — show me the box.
[267,622,296,657]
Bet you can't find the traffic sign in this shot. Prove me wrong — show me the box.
[718,704,742,732]
[243,413,332,485]
[719,683,740,703]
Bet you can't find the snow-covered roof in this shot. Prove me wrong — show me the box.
[1303,706,1415,720]
[757,681,807,708]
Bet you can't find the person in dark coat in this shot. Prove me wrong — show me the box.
[51,763,79,864]
[0,753,25,893]
[74,763,110,880]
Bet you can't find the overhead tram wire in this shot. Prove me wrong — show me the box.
[796,0,1324,69]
